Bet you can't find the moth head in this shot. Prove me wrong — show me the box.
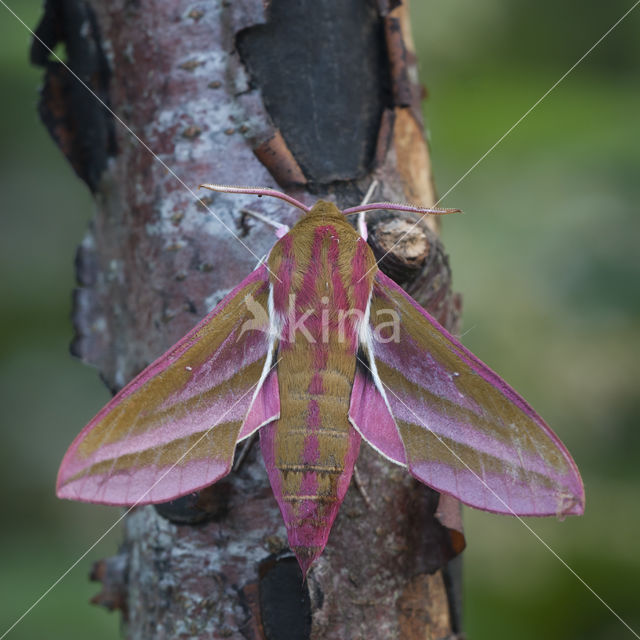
[305,199,344,222]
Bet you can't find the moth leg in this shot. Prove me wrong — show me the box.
[233,433,257,471]
[252,254,268,270]
[360,178,379,206]
[357,212,368,241]
[357,179,379,241]
[353,464,374,510]
[240,208,290,238]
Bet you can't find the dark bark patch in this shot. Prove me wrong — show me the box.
[236,0,390,185]
[30,0,116,192]
[376,0,402,16]
[154,483,233,525]
[259,556,311,640]
[373,107,396,168]
[403,482,463,576]
[443,554,464,634]
[383,16,413,107]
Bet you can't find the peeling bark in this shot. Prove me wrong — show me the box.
[35,0,465,637]
[30,0,116,191]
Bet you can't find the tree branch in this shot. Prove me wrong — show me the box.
[34,0,465,637]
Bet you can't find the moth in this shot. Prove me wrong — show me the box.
[57,184,584,574]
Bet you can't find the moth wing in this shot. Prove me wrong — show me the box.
[348,367,406,465]
[57,265,279,506]
[358,271,584,517]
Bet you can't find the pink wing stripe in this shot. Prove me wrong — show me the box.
[375,271,547,424]
[348,369,407,465]
[383,385,568,480]
[238,369,280,440]
[57,265,273,505]
[370,271,584,517]
[375,271,581,467]
[83,265,270,408]
[60,403,249,479]
[410,461,582,517]
[57,458,229,506]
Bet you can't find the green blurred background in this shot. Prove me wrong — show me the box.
[1,1,638,638]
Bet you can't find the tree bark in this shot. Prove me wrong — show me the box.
[34,0,465,637]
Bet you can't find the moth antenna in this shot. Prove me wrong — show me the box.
[343,202,461,216]
[200,183,311,213]
[240,208,290,239]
